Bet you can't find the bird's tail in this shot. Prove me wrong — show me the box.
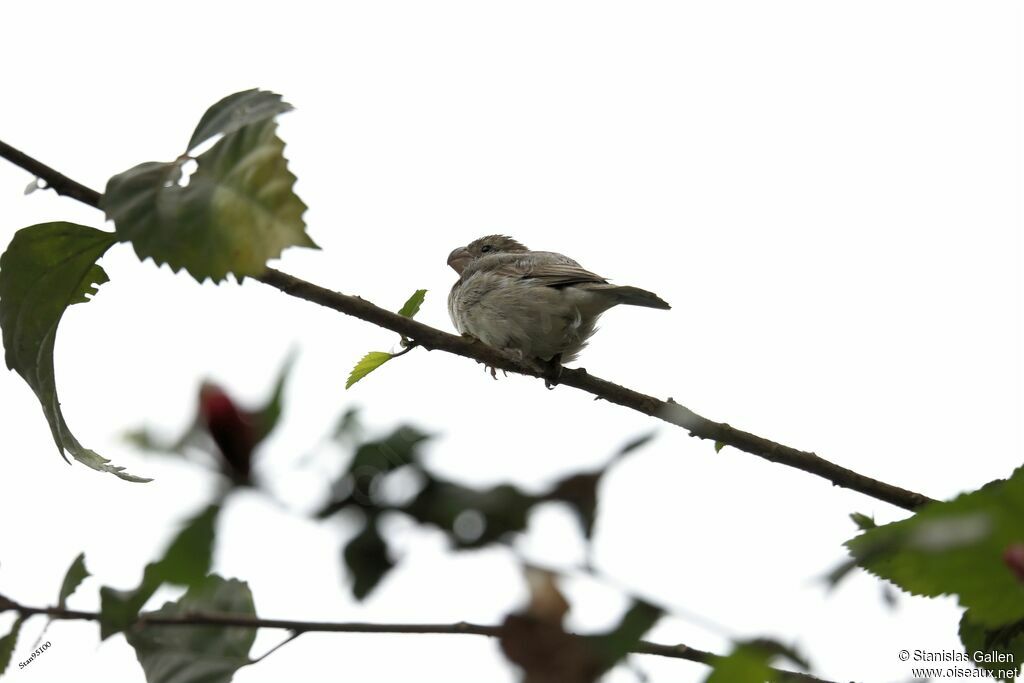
[608,285,671,310]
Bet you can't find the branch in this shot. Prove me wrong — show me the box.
[0,138,934,512]
[0,595,833,682]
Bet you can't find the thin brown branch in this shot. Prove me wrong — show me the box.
[0,138,934,512]
[0,596,833,682]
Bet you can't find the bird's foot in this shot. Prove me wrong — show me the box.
[543,354,563,389]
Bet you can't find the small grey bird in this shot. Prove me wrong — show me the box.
[447,235,670,365]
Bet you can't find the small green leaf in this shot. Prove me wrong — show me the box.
[346,351,393,389]
[959,610,1024,681]
[252,352,295,442]
[588,600,662,673]
[0,222,149,482]
[57,553,89,609]
[714,441,726,453]
[100,504,220,639]
[188,89,293,152]
[703,640,808,683]
[397,289,427,318]
[850,512,877,531]
[126,576,256,683]
[847,467,1024,627]
[102,119,316,283]
[0,616,25,676]
[344,517,394,600]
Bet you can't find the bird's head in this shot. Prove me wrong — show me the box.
[447,235,529,274]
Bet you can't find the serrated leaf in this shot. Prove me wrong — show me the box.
[58,552,89,609]
[0,222,149,482]
[846,467,1024,627]
[100,504,220,639]
[188,89,293,152]
[346,351,393,389]
[126,576,256,683]
[343,517,394,600]
[396,289,427,318]
[102,119,316,283]
[959,611,1024,681]
[0,616,24,676]
[850,512,877,530]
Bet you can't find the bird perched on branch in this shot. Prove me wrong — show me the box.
[447,235,670,371]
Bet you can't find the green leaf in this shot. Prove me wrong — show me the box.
[703,640,808,683]
[102,119,316,283]
[187,89,293,152]
[850,512,877,530]
[396,289,427,318]
[847,467,1024,627]
[346,351,393,389]
[100,504,220,639]
[959,610,1024,681]
[0,616,24,676]
[57,552,90,609]
[126,575,256,683]
[343,517,394,600]
[714,440,726,453]
[546,471,602,539]
[0,222,149,482]
[587,600,662,673]
[252,352,295,442]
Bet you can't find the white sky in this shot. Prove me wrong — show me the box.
[0,2,1021,682]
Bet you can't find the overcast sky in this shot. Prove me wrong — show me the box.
[0,2,1021,682]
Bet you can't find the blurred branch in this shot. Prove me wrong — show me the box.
[0,593,833,682]
[0,139,934,512]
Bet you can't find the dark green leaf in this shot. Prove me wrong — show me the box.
[614,432,656,460]
[587,600,662,673]
[850,512,877,531]
[57,552,89,609]
[188,89,293,152]
[406,478,536,549]
[126,575,256,683]
[959,611,1024,681]
[0,616,24,676]
[396,289,427,318]
[0,222,148,482]
[102,119,316,283]
[546,471,602,539]
[100,504,220,638]
[252,352,295,442]
[331,407,363,443]
[343,517,394,600]
[351,426,429,475]
[847,467,1024,627]
[346,351,393,389]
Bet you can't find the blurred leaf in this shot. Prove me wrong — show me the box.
[350,426,429,475]
[0,222,148,482]
[588,600,663,674]
[960,611,1024,681]
[847,468,1024,627]
[331,407,363,443]
[102,118,316,283]
[850,512,876,530]
[614,432,656,460]
[703,639,807,683]
[406,478,535,549]
[100,504,220,638]
[396,289,427,318]
[251,352,295,442]
[346,351,393,389]
[547,471,602,539]
[187,89,293,151]
[0,616,24,676]
[126,575,256,683]
[57,553,89,609]
[343,517,394,600]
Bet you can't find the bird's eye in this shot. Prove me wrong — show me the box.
[480,245,494,253]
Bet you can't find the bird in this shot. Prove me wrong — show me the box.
[447,235,670,371]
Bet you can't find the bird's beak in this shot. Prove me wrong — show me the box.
[447,246,471,274]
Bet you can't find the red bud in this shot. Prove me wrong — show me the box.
[199,382,255,485]
[1003,543,1024,583]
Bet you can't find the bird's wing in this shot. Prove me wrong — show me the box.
[495,252,608,287]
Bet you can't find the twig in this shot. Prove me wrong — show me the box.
[0,595,835,682]
[0,138,934,512]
